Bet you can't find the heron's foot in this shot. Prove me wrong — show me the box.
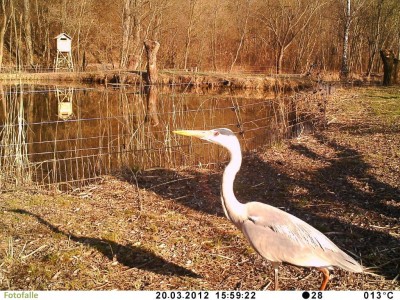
[317,268,330,291]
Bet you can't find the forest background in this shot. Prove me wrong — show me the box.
[0,0,399,76]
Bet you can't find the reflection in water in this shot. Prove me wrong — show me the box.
[0,84,326,190]
[57,87,74,120]
[0,85,32,188]
[145,85,160,126]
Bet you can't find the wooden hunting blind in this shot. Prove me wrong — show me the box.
[54,33,74,71]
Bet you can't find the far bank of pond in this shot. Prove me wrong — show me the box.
[0,69,315,91]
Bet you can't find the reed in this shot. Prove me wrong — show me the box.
[0,85,32,190]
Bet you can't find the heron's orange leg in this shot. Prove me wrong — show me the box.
[318,268,330,291]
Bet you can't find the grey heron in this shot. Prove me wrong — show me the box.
[173,128,363,290]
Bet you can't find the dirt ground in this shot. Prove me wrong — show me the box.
[0,86,399,291]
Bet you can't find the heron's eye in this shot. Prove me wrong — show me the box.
[213,131,220,137]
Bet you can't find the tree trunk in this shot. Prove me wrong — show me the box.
[10,2,22,69]
[277,47,284,74]
[0,85,5,121]
[380,49,394,86]
[144,40,160,85]
[393,58,399,84]
[130,14,141,69]
[366,0,384,77]
[183,0,197,70]
[120,0,132,68]
[230,0,251,72]
[0,0,7,70]
[82,51,87,71]
[340,0,351,79]
[75,1,84,70]
[211,3,220,71]
[23,0,34,67]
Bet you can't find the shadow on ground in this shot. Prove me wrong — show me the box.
[8,208,200,279]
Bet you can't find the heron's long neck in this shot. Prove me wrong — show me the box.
[221,141,246,224]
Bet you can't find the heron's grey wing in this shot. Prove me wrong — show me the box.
[241,202,363,272]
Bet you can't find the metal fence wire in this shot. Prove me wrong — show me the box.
[0,83,330,191]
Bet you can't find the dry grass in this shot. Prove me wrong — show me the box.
[0,85,399,291]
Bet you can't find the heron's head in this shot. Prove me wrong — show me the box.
[173,128,240,151]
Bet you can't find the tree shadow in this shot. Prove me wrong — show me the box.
[307,133,400,218]
[244,157,398,281]
[8,208,200,278]
[242,137,400,280]
[129,167,224,216]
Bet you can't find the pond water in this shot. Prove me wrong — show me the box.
[0,84,325,190]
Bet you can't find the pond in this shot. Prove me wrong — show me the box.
[0,84,326,190]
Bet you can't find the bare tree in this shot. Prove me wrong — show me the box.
[339,0,367,78]
[130,7,142,69]
[365,0,384,76]
[229,0,252,72]
[210,2,221,71]
[73,0,94,70]
[120,0,133,68]
[293,12,321,73]
[9,0,23,69]
[340,0,351,78]
[257,0,325,74]
[134,0,169,70]
[23,0,34,67]
[183,0,198,70]
[120,0,143,69]
[0,0,8,70]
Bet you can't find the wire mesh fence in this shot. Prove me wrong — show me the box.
[0,83,330,191]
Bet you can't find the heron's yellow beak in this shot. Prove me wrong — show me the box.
[173,130,210,139]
